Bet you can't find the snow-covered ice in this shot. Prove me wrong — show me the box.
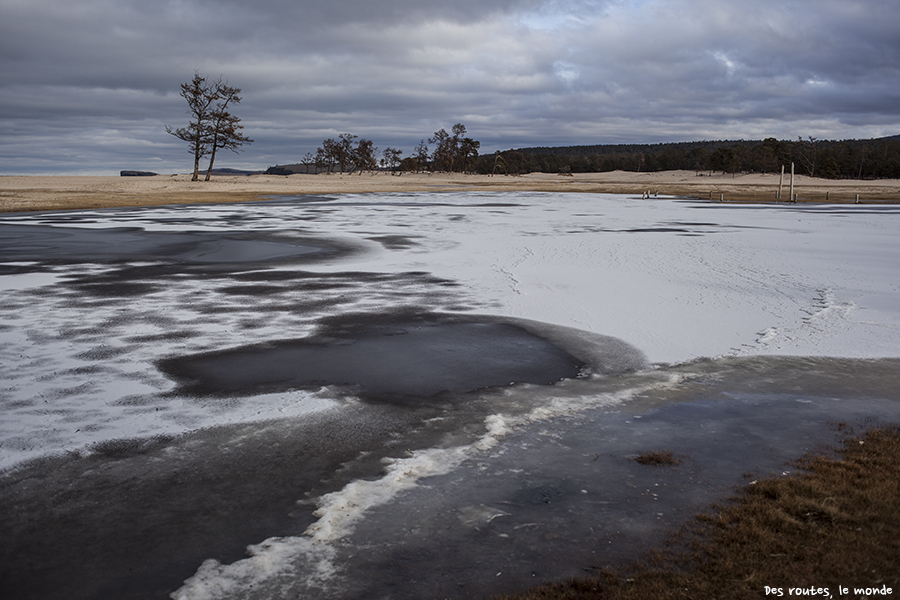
[2,193,898,469]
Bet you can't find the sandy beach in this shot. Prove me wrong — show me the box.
[2,170,900,213]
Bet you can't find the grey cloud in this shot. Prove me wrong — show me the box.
[1,0,898,174]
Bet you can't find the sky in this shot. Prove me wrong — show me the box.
[1,0,899,175]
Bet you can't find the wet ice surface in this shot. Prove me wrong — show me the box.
[337,357,900,600]
[159,316,586,403]
[1,193,900,600]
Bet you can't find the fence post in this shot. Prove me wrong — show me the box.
[790,163,795,203]
[778,165,784,200]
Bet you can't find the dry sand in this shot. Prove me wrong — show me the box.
[2,170,899,213]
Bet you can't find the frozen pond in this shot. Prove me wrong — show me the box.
[1,192,899,599]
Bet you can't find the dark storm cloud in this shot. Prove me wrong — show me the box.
[1,0,898,174]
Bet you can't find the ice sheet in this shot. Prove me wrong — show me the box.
[2,193,899,471]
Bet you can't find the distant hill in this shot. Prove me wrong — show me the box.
[513,135,900,158]
[120,168,266,177]
[494,134,900,178]
[265,164,329,175]
[514,139,756,156]
[262,135,900,179]
[207,168,265,176]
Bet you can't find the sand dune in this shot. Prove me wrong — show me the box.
[2,170,899,212]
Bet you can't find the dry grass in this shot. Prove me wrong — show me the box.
[2,171,899,213]
[633,450,683,467]
[495,424,900,599]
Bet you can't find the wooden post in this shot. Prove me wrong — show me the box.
[778,165,784,200]
[790,162,795,203]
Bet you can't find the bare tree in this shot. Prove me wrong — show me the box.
[491,151,507,176]
[167,73,252,181]
[429,128,452,172]
[428,124,477,173]
[413,139,429,172]
[458,136,480,173]
[300,152,317,174]
[399,156,419,173]
[352,138,377,174]
[318,134,377,174]
[166,73,219,181]
[317,138,338,172]
[798,136,819,177]
[204,83,252,181]
[317,134,355,173]
[337,133,358,173]
[381,147,403,174]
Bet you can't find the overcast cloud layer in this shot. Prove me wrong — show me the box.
[2,0,899,174]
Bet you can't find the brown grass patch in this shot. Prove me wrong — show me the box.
[2,172,899,214]
[633,450,682,467]
[495,424,900,599]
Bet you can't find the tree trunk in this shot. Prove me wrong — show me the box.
[205,141,219,181]
[790,162,795,202]
[191,143,202,181]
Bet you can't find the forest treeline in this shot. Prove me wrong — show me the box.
[267,130,900,179]
[507,135,900,179]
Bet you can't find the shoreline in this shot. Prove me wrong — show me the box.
[2,170,900,213]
